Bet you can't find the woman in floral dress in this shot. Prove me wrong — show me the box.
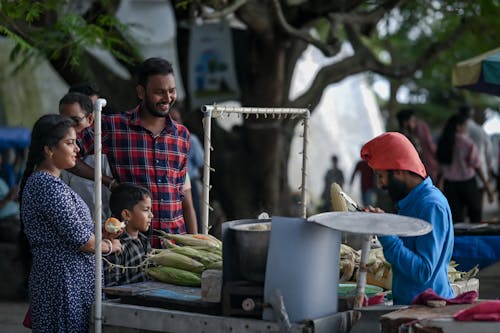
[19,114,121,332]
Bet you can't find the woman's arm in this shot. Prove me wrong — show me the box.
[80,234,122,255]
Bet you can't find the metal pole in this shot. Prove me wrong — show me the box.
[354,234,372,310]
[300,111,310,218]
[93,98,106,333]
[201,106,213,234]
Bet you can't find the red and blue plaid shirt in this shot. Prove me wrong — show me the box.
[79,106,190,247]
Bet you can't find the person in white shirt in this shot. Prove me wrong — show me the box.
[59,92,113,222]
[458,105,494,211]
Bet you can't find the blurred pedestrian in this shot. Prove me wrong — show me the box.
[170,107,204,231]
[458,105,494,211]
[350,159,376,206]
[436,113,493,223]
[320,155,345,211]
[0,153,20,242]
[18,114,121,332]
[69,82,100,105]
[396,108,439,182]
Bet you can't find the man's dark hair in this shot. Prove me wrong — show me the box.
[59,92,93,115]
[396,109,415,128]
[457,105,473,118]
[68,82,99,96]
[137,58,174,87]
[109,182,152,218]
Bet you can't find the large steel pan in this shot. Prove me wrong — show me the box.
[308,211,432,236]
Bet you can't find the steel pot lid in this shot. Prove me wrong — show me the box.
[308,211,432,236]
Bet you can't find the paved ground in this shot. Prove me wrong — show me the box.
[0,200,498,332]
[0,301,30,332]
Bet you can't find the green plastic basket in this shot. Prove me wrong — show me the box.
[338,283,383,298]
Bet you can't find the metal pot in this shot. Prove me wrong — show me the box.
[229,220,271,282]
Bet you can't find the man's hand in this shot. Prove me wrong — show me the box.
[364,205,385,213]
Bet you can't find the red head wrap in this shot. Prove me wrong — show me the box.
[360,132,427,178]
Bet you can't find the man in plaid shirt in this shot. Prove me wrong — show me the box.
[73,58,196,247]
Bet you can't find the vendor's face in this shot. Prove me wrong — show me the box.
[375,170,409,203]
[137,74,177,118]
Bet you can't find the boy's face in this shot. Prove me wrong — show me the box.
[126,196,153,233]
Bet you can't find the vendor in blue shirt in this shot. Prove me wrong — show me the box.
[360,132,455,305]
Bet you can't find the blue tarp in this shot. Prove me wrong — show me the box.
[452,235,500,271]
[0,126,31,150]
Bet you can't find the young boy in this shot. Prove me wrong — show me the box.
[104,183,153,286]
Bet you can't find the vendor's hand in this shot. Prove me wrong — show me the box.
[364,205,385,213]
[111,239,122,255]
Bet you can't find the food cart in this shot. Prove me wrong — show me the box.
[91,105,484,333]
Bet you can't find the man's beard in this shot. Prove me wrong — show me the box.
[386,171,409,203]
[144,97,174,118]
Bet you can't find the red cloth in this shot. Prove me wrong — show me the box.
[364,292,386,306]
[22,305,32,329]
[411,288,478,305]
[361,132,427,178]
[454,301,500,321]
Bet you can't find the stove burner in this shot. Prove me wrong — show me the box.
[222,281,265,318]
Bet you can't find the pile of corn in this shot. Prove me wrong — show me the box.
[448,261,479,283]
[339,244,392,290]
[144,232,222,287]
[339,244,477,290]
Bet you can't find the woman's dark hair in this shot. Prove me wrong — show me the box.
[436,114,467,165]
[17,114,75,285]
[137,58,174,87]
[109,182,152,218]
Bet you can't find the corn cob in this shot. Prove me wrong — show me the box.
[169,246,220,266]
[205,261,222,270]
[155,231,220,249]
[204,234,223,247]
[145,251,205,274]
[145,266,201,286]
[191,245,223,257]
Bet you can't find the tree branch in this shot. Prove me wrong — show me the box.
[272,0,339,57]
[200,0,248,20]
[328,0,405,26]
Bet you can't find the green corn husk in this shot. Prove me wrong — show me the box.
[168,246,217,266]
[205,261,222,270]
[191,245,223,256]
[145,251,205,274]
[146,266,201,286]
[155,231,221,249]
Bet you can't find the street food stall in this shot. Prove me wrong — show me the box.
[91,105,486,333]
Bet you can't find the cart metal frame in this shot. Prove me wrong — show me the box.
[200,105,311,233]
